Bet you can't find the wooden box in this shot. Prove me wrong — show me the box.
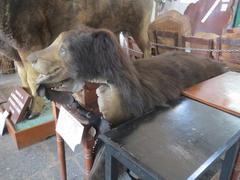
[5,100,55,149]
[6,119,55,149]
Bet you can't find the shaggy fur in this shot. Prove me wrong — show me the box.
[0,0,153,53]
[65,29,226,122]
[29,27,226,125]
[0,0,153,116]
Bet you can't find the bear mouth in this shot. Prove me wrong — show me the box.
[36,68,63,84]
[35,67,87,98]
[37,67,69,87]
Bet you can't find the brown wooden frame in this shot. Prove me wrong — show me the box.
[1,104,55,150]
[182,36,214,58]
[216,37,240,62]
[5,119,55,149]
[52,102,95,180]
[153,30,179,55]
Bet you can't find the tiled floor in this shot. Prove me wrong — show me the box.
[0,135,85,180]
[0,73,20,86]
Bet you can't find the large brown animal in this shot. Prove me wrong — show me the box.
[28,27,226,125]
[0,0,153,117]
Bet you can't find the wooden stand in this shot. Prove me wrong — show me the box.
[52,102,95,180]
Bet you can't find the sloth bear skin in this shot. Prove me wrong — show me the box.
[28,28,226,179]
[28,28,226,126]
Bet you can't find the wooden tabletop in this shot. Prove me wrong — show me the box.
[104,99,240,179]
[183,71,240,117]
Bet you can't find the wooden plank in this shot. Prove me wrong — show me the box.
[182,35,214,58]
[183,72,240,117]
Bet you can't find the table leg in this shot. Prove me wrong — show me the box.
[83,127,94,180]
[52,102,67,180]
[231,151,240,180]
[105,145,118,180]
[220,142,240,180]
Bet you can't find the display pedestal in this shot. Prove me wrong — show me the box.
[5,100,55,149]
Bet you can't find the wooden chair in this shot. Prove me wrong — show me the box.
[216,36,240,60]
[152,30,179,55]
[216,37,240,72]
[182,36,214,58]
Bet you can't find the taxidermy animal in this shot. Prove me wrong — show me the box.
[28,27,226,126]
[0,0,153,117]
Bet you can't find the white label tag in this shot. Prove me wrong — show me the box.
[0,111,10,136]
[56,106,84,152]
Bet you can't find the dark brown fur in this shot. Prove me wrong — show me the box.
[0,0,153,116]
[80,29,226,180]
[65,29,226,120]
[0,0,153,54]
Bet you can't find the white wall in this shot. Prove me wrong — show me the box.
[160,0,199,15]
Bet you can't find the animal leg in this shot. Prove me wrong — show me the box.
[25,61,44,118]
[132,27,151,58]
[15,61,28,87]
[131,2,153,58]
[17,51,44,118]
[96,84,130,125]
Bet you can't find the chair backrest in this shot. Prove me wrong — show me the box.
[217,37,240,65]
[152,30,179,55]
[184,0,235,35]
[182,36,214,58]
[148,10,192,56]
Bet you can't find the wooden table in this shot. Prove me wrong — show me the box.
[183,71,240,117]
[183,71,240,179]
[101,99,240,180]
[54,71,240,179]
